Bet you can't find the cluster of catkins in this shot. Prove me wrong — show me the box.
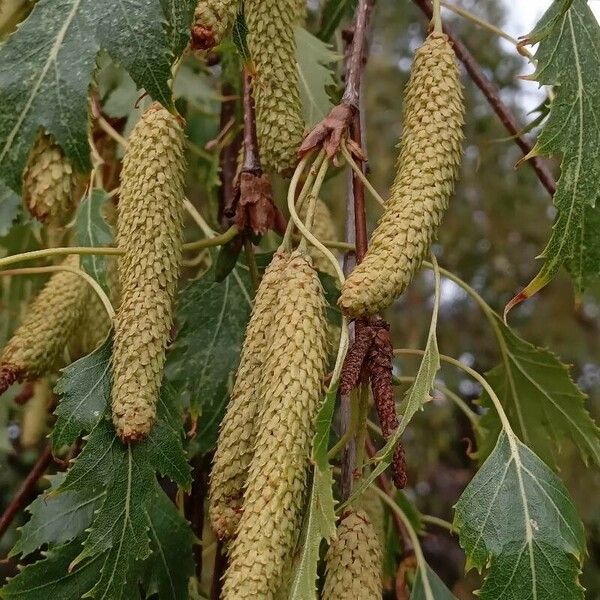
[209,249,330,598]
[193,0,306,174]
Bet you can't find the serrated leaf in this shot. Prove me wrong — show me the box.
[454,430,585,600]
[344,262,441,507]
[12,473,102,558]
[52,335,112,450]
[75,189,113,293]
[0,542,104,600]
[295,27,339,128]
[288,384,339,600]
[410,562,457,600]
[232,11,250,64]
[0,0,181,191]
[477,313,600,469]
[517,0,600,300]
[160,0,196,57]
[0,179,20,236]
[142,487,195,600]
[165,264,253,452]
[318,0,357,41]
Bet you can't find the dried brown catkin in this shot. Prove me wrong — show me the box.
[22,132,80,226]
[0,256,89,394]
[322,509,383,600]
[221,251,329,600]
[208,250,289,541]
[340,33,464,318]
[111,103,185,443]
[245,0,305,174]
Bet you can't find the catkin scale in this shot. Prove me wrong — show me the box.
[340,33,464,318]
[111,104,185,443]
[191,0,240,50]
[246,0,305,174]
[221,251,329,600]
[0,256,89,393]
[208,251,289,541]
[22,132,80,225]
[322,509,383,600]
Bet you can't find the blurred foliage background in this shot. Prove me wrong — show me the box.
[0,0,599,597]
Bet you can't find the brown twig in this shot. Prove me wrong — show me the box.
[412,0,556,197]
[242,70,261,175]
[0,444,53,541]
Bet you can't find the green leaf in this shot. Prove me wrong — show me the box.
[0,179,21,236]
[166,264,253,452]
[0,543,105,600]
[478,314,600,469]
[519,0,600,299]
[232,10,250,64]
[454,430,585,600]
[75,190,114,292]
[318,0,357,41]
[0,0,182,191]
[160,0,196,57]
[52,336,112,450]
[12,473,102,558]
[142,487,195,600]
[289,384,339,600]
[295,27,339,128]
[411,562,457,600]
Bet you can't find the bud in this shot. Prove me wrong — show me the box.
[222,251,329,599]
[322,509,383,600]
[246,0,305,174]
[0,256,89,394]
[111,104,185,442]
[22,133,81,225]
[209,251,289,540]
[191,0,240,50]
[340,33,464,318]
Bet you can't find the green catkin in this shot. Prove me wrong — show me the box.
[322,509,383,600]
[246,0,305,174]
[111,103,185,443]
[22,132,80,226]
[0,256,89,390]
[339,33,464,318]
[208,250,289,541]
[192,0,240,49]
[221,251,329,600]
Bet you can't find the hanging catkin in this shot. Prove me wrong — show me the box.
[339,32,464,318]
[0,256,88,394]
[209,250,289,541]
[191,0,240,50]
[221,251,329,600]
[111,103,185,443]
[321,509,383,600]
[22,132,80,226]
[245,0,305,174]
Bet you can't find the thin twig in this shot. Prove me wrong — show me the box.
[412,0,556,197]
[0,445,53,541]
[242,70,261,175]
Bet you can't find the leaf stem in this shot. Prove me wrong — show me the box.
[341,142,386,208]
[421,513,455,533]
[243,238,260,293]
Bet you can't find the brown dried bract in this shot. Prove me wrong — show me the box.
[0,365,21,396]
[191,25,217,51]
[298,103,356,160]
[234,172,278,236]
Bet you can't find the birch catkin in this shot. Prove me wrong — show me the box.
[191,0,240,50]
[340,33,464,318]
[322,509,383,600]
[209,250,289,541]
[246,0,305,174]
[222,251,329,600]
[111,104,185,443]
[0,256,88,394]
[22,132,80,225]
